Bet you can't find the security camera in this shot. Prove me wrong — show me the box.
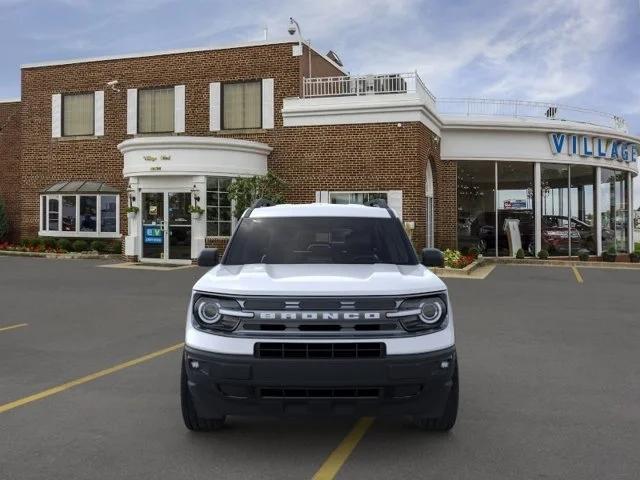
[288,17,297,35]
[106,80,120,93]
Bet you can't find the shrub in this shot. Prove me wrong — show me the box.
[227,172,286,219]
[0,197,8,241]
[443,249,461,267]
[577,249,590,262]
[515,248,525,259]
[603,245,617,262]
[90,240,107,253]
[110,239,122,254]
[537,249,549,260]
[71,239,89,252]
[41,237,57,250]
[57,238,72,252]
[20,238,33,248]
[468,247,479,258]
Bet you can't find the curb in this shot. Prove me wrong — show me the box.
[0,250,122,260]
[430,257,486,276]
[485,257,640,269]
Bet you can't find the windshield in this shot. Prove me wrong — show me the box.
[223,217,418,265]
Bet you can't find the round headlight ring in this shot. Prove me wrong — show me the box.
[418,298,445,325]
[196,298,222,324]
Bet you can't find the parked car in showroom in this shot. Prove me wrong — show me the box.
[181,200,458,431]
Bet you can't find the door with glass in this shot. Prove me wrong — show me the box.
[141,192,192,262]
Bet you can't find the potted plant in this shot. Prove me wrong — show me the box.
[188,205,205,219]
[537,249,549,260]
[515,248,525,259]
[603,245,617,262]
[629,246,640,263]
[126,206,139,220]
[577,249,590,262]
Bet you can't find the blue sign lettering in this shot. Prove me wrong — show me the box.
[549,133,565,154]
[548,132,637,164]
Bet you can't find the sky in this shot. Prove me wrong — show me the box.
[1,0,639,204]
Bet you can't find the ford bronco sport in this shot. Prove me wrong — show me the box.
[181,200,458,431]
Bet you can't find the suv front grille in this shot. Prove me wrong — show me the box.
[255,342,385,359]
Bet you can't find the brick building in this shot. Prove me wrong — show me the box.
[0,39,638,262]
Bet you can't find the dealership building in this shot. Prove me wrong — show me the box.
[0,39,637,262]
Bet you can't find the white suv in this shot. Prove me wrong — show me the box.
[181,200,458,431]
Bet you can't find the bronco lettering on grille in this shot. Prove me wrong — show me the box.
[256,312,382,321]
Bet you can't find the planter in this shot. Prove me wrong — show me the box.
[127,212,137,221]
[191,212,203,220]
[629,253,640,263]
[602,253,617,262]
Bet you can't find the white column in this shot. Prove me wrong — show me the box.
[595,167,602,256]
[534,162,541,255]
[191,175,207,260]
[125,177,140,258]
[628,171,633,253]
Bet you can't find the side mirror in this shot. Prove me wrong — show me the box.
[421,248,444,268]
[197,248,219,267]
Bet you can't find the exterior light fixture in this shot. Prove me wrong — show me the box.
[126,185,136,204]
[191,184,201,204]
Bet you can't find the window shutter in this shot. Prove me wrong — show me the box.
[127,88,137,135]
[387,190,403,219]
[315,191,329,203]
[209,82,221,131]
[262,78,274,129]
[174,85,185,133]
[94,90,104,136]
[51,94,61,138]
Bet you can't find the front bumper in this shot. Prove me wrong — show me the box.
[184,346,456,418]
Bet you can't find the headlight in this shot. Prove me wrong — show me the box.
[192,294,250,332]
[194,298,222,324]
[388,294,448,332]
[418,297,446,325]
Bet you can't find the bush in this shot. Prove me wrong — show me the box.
[603,245,617,262]
[0,197,8,241]
[537,249,549,260]
[90,240,107,253]
[515,248,525,259]
[71,239,89,252]
[468,247,479,258]
[577,249,590,262]
[110,239,122,254]
[57,238,72,252]
[20,238,33,248]
[41,237,57,250]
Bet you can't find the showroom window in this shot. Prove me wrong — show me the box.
[222,81,261,130]
[601,168,629,253]
[329,192,388,205]
[569,165,597,254]
[62,92,94,136]
[541,164,570,255]
[40,182,120,237]
[138,87,175,133]
[206,177,233,237]
[457,161,496,255]
[497,162,535,256]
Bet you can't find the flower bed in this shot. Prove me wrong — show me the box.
[443,249,477,269]
[0,238,121,255]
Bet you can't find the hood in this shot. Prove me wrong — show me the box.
[193,263,446,297]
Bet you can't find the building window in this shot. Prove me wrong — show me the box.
[497,162,534,256]
[222,81,261,130]
[601,168,629,253]
[138,87,175,133]
[62,92,94,136]
[329,192,388,205]
[40,194,119,237]
[457,161,496,256]
[206,177,233,237]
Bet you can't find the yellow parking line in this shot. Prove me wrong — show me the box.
[572,266,584,284]
[311,417,375,480]
[0,342,184,414]
[0,323,28,333]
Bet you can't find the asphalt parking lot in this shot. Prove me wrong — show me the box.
[1,257,639,479]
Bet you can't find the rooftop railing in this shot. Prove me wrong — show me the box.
[436,97,628,133]
[302,72,436,104]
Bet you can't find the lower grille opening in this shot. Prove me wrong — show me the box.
[259,387,382,399]
[255,342,385,359]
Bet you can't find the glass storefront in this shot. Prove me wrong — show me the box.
[497,163,534,256]
[601,169,629,253]
[457,161,496,255]
[458,161,631,257]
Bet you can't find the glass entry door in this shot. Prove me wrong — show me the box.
[141,192,192,262]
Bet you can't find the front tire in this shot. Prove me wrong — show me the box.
[413,363,459,431]
[180,353,226,432]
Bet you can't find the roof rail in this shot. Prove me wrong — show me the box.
[242,198,276,218]
[364,198,396,218]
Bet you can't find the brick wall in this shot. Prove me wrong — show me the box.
[0,101,21,242]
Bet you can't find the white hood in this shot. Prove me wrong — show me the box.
[193,263,446,297]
